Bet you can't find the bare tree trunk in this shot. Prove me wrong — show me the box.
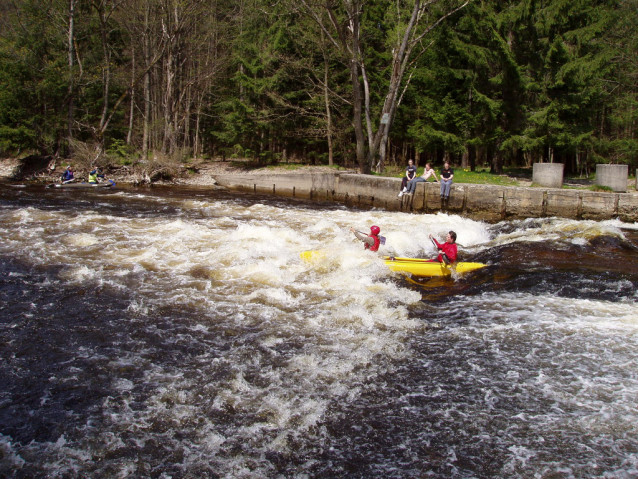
[350,59,366,173]
[346,5,366,173]
[183,82,191,150]
[142,62,151,157]
[366,0,472,172]
[469,144,476,171]
[140,5,150,157]
[194,98,202,158]
[323,54,333,166]
[67,0,76,142]
[497,150,503,174]
[297,0,367,172]
[95,1,112,137]
[127,44,135,145]
[361,61,373,151]
[162,48,174,153]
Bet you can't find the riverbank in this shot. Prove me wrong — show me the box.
[2,157,637,222]
[0,157,344,187]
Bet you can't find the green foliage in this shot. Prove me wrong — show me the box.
[589,184,613,192]
[0,0,635,174]
[453,168,522,186]
[106,139,136,165]
[0,125,34,153]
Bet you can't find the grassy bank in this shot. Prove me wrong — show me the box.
[383,164,637,191]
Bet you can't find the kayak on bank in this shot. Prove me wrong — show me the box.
[300,250,487,278]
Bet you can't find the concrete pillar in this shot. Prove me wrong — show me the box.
[596,164,628,192]
[533,163,564,188]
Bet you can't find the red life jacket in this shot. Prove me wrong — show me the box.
[365,234,381,252]
[436,241,458,263]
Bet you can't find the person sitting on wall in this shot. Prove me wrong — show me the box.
[440,161,454,200]
[398,159,417,197]
[404,163,439,196]
[428,231,458,264]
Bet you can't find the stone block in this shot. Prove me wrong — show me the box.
[580,191,616,219]
[337,174,398,201]
[545,190,580,218]
[443,185,464,211]
[465,185,504,212]
[618,194,638,222]
[505,187,545,217]
[462,186,504,221]
[420,182,441,211]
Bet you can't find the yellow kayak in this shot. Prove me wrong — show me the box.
[300,251,487,277]
[384,256,487,277]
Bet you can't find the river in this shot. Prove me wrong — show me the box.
[1,183,637,478]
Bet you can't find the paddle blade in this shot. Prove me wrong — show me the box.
[300,250,325,262]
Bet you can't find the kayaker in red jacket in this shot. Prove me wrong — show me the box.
[350,225,381,252]
[429,231,458,264]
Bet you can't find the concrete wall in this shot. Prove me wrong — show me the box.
[213,172,638,223]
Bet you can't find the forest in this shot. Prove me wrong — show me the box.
[0,0,636,175]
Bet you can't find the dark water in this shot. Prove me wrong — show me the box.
[1,183,637,478]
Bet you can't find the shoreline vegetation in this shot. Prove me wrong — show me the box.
[1,0,637,193]
[2,156,636,193]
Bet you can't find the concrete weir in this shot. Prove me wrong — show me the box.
[213,172,638,223]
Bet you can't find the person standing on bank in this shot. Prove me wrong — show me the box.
[403,163,439,196]
[398,159,417,197]
[440,161,454,200]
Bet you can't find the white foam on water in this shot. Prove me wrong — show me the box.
[0,433,26,469]
[485,216,634,253]
[58,265,99,283]
[64,233,99,247]
[38,202,427,475]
